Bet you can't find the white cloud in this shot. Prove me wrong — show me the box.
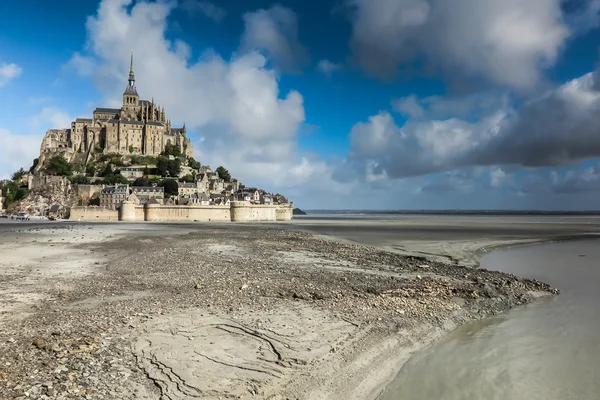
[180,1,226,22]
[29,107,73,131]
[63,52,97,77]
[0,129,41,179]
[62,0,334,198]
[240,5,309,73]
[0,62,22,87]
[391,95,424,118]
[344,71,600,179]
[346,0,571,89]
[316,59,343,77]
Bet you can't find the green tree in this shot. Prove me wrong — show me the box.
[69,175,91,185]
[103,173,129,185]
[86,164,99,177]
[11,168,26,182]
[167,158,181,177]
[162,143,182,157]
[216,166,231,182]
[129,145,134,154]
[188,157,201,170]
[133,177,150,187]
[181,174,194,183]
[100,163,114,177]
[160,179,179,196]
[46,156,72,176]
[157,156,169,176]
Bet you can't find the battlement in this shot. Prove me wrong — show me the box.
[69,202,293,223]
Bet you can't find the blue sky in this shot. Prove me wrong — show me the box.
[2,0,600,210]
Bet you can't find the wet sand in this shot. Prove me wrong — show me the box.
[287,214,600,266]
[0,216,597,399]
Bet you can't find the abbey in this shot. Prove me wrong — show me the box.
[39,52,192,165]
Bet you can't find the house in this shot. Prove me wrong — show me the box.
[180,192,210,206]
[236,191,252,202]
[210,193,226,205]
[126,192,140,205]
[100,184,129,210]
[119,166,146,179]
[47,204,64,218]
[178,182,201,197]
[260,194,273,205]
[132,186,164,203]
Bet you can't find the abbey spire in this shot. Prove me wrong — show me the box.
[123,49,138,97]
[128,49,135,87]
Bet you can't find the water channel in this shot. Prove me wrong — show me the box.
[379,239,600,400]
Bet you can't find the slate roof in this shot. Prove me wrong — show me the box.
[146,121,163,126]
[101,184,129,194]
[120,120,144,125]
[94,108,121,114]
[124,85,139,96]
[132,186,164,193]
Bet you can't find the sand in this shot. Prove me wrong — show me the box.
[0,217,592,399]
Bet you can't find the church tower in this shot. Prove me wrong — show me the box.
[122,49,139,118]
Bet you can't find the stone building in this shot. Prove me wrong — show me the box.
[37,51,193,168]
[100,184,129,210]
[132,186,164,203]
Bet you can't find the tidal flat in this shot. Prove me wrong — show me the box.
[0,216,597,399]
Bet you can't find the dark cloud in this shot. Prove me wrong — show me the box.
[240,5,309,73]
[341,72,600,181]
[346,0,575,89]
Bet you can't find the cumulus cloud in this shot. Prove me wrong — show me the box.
[240,5,309,73]
[29,107,73,131]
[346,0,572,89]
[344,71,600,179]
[316,59,343,77]
[63,0,334,197]
[0,62,22,87]
[180,1,226,22]
[0,129,41,178]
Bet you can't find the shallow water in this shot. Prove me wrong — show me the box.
[378,239,600,400]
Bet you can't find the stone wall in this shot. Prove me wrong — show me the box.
[71,201,293,222]
[231,202,276,222]
[70,206,119,221]
[30,174,70,192]
[145,204,231,222]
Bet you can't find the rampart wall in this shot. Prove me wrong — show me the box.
[70,206,119,221]
[71,201,293,222]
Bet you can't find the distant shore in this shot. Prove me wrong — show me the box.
[0,218,597,399]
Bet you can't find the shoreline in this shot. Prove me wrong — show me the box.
[0,222,584,399]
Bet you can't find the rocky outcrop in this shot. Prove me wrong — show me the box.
[15,176,78,216]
